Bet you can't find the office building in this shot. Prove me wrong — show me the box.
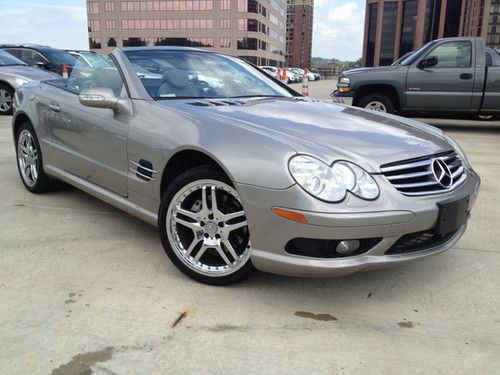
[285,0,313,68]
[86,0,287,66]
[362,0,463,67]
[460,0,500,49]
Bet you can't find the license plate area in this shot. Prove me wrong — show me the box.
[435,196,470,235]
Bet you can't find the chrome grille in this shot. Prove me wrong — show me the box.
[380,151,466,196]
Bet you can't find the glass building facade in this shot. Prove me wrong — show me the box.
[86,0,287,66]
[362,0,470,67]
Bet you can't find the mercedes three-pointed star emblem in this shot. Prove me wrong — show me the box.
[431,158,453,188]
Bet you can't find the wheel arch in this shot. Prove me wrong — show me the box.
[353,84,401,111]
[12,112,32,141]
[160,147,234,198]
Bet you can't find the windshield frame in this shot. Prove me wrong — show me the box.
[123,49,298,101]
[41,48,77,67]
[400,41,438,66]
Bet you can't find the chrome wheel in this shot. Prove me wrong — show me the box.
[0,88,12,113]
[166,179,251,277]
[365,101,387,112]
[17,129,39,187]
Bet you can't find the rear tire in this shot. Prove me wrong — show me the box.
[0,83,14,115]
[158,166,255,285]
[15,122,61,193]
[357,93,396,114]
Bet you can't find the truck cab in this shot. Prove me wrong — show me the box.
[336,37,500,118]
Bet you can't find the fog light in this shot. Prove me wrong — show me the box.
[336,240,360,255]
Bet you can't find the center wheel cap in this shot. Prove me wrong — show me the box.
[204,220,218,237]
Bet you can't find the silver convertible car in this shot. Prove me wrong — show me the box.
[12,47,480,285]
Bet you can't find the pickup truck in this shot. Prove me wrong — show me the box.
[335,37,500,118]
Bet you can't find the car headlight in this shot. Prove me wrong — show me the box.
[443,134,471,169]
[339,77,350,84]
[14,77,29,87]
[289,155,379,202]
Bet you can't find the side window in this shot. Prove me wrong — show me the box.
[67,54,125,97]
[3,48,22,60]
[21,49,47,66]
[425,41,472,68]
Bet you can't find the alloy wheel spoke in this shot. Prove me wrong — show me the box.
[31,164,38,181]
[223,220,248,236]
[215,245,232,265]
[210,185,221,220]
[176,207,199,221]
[185,238,201,256]
[222,210,245,222]
[221,239,239,261]
[174,216,201,232]
[201,185,209,217]
[194,245,209,262]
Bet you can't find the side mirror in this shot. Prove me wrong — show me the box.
[417,56,438,69]
[79,87,131,114]
[36,61,48,69]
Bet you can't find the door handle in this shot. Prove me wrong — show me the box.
[460,73,473,80]
[48,102,60,112]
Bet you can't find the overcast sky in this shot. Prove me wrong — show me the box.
[0,0,364,61]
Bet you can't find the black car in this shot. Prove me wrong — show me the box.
[0,44,76,76]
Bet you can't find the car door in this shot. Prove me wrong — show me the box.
[46,56,130,197]
[405,40,474,111]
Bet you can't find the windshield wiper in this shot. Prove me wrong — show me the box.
[155,96,211,100]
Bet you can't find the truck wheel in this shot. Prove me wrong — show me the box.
[358,93,396,114]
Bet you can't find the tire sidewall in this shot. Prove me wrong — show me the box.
[158,166,255,285]
[358,93,396,114]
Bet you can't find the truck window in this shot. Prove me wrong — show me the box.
[424,41,472,68]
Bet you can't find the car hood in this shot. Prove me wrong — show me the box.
[160,97,450,172]
[0,65,58,82]
[342,65,400,76]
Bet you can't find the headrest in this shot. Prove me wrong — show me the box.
[162,69,190,88]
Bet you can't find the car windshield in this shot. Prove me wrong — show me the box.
[400,42,437,66]
[42,49,77,66]
[0,50,26,66]
[124,50,293,100]
[78,52,113,68]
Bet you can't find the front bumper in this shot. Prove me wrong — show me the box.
[332,89,354,98]
[236,169,480,277]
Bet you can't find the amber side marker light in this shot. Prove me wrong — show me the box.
[272,208,308,224]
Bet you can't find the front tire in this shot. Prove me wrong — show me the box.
[158,166,255,285]
[0,83,14,115]
[15,122,60,193]
[357,93,396,114]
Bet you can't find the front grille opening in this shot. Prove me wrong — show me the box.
[285,238,382,258]
[385,229,459,255]
[380,151,466,196]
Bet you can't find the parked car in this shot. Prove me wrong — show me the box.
[334,37,500,119]
[289,68,316,81]
[259,66,292,83]
[12,47,480,285]
[0,50,58,115]
[1,44,76,76]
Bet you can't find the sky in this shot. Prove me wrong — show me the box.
[0,0,365,61]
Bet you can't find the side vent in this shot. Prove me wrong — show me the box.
[130,159,157,182]
[189,100,245,107]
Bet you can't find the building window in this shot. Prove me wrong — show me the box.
[108,37,117,47]
[220,0,230,10]
[400,0,418,57]
[379,2,398,66]
[365,3,377,67]
[88,2,99,14]
[105,1,114,12]
[238,0,247,12]
[106,20,116,30]
[220,18,230,29]
[237,37,258,50]
[88,20,100,32]
[89,37,102,49]
[120,18,214,30]
[220,37,231,47]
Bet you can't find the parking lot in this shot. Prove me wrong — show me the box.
[1,79,499,374]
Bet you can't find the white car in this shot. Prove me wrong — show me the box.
[259,66,293,84]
